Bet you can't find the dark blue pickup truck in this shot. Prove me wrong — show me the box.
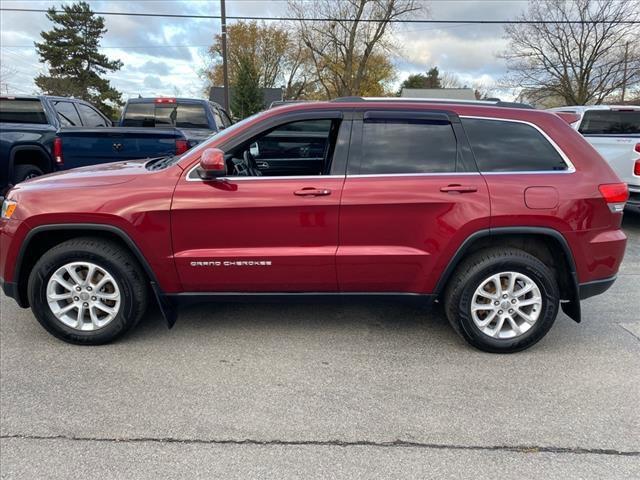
[0,96,189,192]
[119,97,232,146]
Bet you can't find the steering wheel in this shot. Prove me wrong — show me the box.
[243,150,262,176]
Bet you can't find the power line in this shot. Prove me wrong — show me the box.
[2,7,639,24]
[2,44,209,49]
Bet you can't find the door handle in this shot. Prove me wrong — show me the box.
[294,188,332,196]
[257,161,269,168]
[440,184,478,193]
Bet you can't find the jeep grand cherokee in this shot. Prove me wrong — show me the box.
[0,98,628,352]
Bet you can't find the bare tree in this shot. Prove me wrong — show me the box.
[0,64,16,95]
[440,72,463,89]
[501,0,640,106]
[289,0,421,98]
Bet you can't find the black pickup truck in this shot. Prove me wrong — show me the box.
[119,97,232,146]
[0,96,189,193]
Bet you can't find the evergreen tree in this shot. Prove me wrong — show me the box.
[35,2,123,118]
[425,67,441,88]
[231,56,264,119]
[399,73,428,91]
[398,67,442,94]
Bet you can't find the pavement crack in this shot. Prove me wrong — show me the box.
[1,434,638,457]
[618,323,640,342]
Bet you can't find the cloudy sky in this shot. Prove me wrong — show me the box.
[0,0,530,100]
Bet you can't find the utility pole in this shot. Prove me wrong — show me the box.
[621,41,629,103]
[220,0,230,112]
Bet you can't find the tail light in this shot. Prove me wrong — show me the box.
[53,137,63,165]
[635,159,640,176]
[635,143,640,154]
[175,139,189,155]
[155,98,176,104]
[599,183,628,213]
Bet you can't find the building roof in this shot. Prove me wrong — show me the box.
[401,88,476,100]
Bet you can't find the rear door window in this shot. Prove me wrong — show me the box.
[53,101,82,126]
[461,118,568,172]
[0,98,48,124]
[359,117,457,174]
[76,103,109,127]
[579,110,640,134]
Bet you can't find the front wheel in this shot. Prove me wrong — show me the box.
[27,238,149,345]
[444,248,560,353]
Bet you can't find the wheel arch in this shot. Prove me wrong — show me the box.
[9,144,54,179]
[435,227,580,322]
[14,224,161,309]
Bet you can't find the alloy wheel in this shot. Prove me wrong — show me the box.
[470,271,542,339]
[46,261,121,331]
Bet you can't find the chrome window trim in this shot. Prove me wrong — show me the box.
[186,163,345,181]
[348,172,481,178]
[460,115,576,174]
[185,115,576,181]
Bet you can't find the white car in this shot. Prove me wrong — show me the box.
[548,105,640,213]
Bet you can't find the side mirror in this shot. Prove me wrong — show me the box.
[198,148,227,179]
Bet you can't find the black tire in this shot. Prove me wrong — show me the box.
[444,247,559,353]
[27,237,148,345]
[11,164,44,184]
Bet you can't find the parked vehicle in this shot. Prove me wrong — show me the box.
[548,105,639,213]
[0,95,190,193]
[119,97,232,147]
[0,98,628,352]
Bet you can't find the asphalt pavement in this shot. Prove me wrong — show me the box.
[1,214,639,479]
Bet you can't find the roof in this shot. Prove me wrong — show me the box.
[265,100,557,127]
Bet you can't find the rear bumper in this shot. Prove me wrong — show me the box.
[626,186,640,213]
[578,276,617,300]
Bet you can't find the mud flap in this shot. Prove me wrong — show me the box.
[561,272,581,323]
[561,299,581,323]
[150,282,178,328]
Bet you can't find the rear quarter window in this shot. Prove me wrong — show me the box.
[0,99,48,124]
[579,110,640,135]
[461,118,568,172]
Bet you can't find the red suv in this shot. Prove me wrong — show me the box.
[0,98,628,352]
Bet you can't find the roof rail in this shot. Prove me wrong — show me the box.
[330,96,534,109]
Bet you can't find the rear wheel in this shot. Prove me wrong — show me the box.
[444,247,559,353]
[28,238,148,345]
[11,164,43,184]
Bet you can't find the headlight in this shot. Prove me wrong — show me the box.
[1,199,17,219]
